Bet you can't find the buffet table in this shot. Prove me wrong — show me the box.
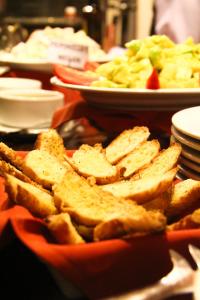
[0,67,198,300]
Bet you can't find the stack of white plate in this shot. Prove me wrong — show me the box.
[171,106,200,180]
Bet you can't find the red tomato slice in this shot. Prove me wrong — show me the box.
[146,68,160,89]
[54,64,99,86]
[84,61,100,71]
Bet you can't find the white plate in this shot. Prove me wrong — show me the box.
[0,66,9,75]
[0,53,52,73]
[171,126,200,151]
[171,135,200,164]
[179,156,200,173]
[178,164,200,181]
[172,106,200,140]
[0,77,42,90]
[0,123,50,134]
[51,76,200,111]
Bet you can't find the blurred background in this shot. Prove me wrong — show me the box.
[0,0,152,50]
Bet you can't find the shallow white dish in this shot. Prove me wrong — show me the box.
[51,76,200,111]
[179,156,200,173]
[0,89,64,128]
[0,77,42,90]
[171,126,200,151]
[0,53,52,73]
[172,106,200,140]
[178,164,200,181]
[0,123,50,134]
[0,66,9,75]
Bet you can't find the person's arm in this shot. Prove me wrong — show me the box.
[155,0,200,43]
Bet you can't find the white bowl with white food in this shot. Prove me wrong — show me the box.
[0,89,64,128]
[0,77,42,90]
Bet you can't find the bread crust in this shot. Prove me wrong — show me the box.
[5,174,57,217]
[117,140,160,178]
[105,126,150,164]
[65,144,119,184]
[101,168,177,204]
[34,129,66,162]
[46,213,85,244]
[131,143,182,180]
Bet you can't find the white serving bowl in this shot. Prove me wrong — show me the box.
[0,89,64,128]
[0,77,42,90]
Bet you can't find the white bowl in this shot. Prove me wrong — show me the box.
[0,89,64,128]
[0,77,42,90]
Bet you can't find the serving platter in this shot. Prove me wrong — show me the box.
[51,76,200,111]
[0,53,52,73]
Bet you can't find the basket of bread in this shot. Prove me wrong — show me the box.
[1,126,200,298]
[0,126,200,245]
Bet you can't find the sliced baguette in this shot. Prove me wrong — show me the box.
[117,140,160,178]
[0,159,51,194]
[105,126,150,164]
[5,174,57,217]
[0,142,24,171]
[101,168,177,204]
[166,179,200,218]
[142,190,172,213]
[167,208,200,231]
[46,213,85,244]
[34,129,66,162]
[132,143,182,180]
[94,210,166,241]
[22,149,69,189]
[65,144,119,184]
[53,169,166,231]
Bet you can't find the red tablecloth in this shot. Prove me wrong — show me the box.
[0,153,200,299]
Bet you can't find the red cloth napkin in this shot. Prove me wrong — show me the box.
[51,95,174,135]
[0,153,200,299]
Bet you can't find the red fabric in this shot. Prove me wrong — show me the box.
[51,96,174,135]
[0,154,200,299]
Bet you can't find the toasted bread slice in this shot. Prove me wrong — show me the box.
[94,210,166,241]
[167,208,200,231]
[101,168,177,204]
[142,190,172,213]
[0,142,24,171]
[22,149,69,189]
[65,144,119,184]
[105,126,150,164]
[53,169,166,230]
[166,179,200,218]
[5,174,57,217]
[0,159,51,194]
[132,143,182,180]
[74,224,93,241]
[117,140,160,178]
[34,129,66,162]
[46,213,85,244]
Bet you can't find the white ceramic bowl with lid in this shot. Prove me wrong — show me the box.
[0,89,64,128]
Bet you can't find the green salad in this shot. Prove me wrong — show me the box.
[91,35,200,89]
